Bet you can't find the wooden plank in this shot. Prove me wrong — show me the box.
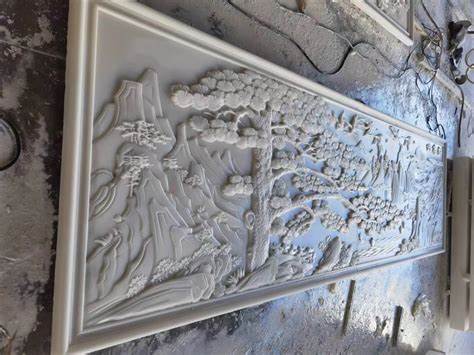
[470,159,474,330]
[391,305,404,347]
[341,280,357,336]
[450,157,471,330]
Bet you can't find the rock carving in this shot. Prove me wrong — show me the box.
[85,68,444,326]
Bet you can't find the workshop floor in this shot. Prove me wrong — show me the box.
[1,0,474,354]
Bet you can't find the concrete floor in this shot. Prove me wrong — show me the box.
[1,0,474,354]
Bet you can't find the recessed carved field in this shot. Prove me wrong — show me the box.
[85,66,444,326]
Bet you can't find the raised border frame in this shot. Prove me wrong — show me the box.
[351,0,416,46]
[52,1,445,353]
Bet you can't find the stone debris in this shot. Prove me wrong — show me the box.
[411,293,432,320]
[327,282,337,294]
[374,316,389,338]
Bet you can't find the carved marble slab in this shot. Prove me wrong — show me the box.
[351,0,415,46]
[52,1,445,353]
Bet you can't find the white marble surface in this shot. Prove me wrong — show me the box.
[0,0,473,353]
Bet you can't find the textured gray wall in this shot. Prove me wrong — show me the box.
[0,0,473,354]
[0,0,66,353]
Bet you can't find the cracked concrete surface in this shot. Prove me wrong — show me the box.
[1,0,474,354]
[0,1,65,353]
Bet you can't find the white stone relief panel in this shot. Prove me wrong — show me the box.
[352,0,414,45]
[86,66,444,326]
[367,0,410,27]
[52,3,445,353]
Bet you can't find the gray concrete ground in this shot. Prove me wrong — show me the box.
[1,0,474,354]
